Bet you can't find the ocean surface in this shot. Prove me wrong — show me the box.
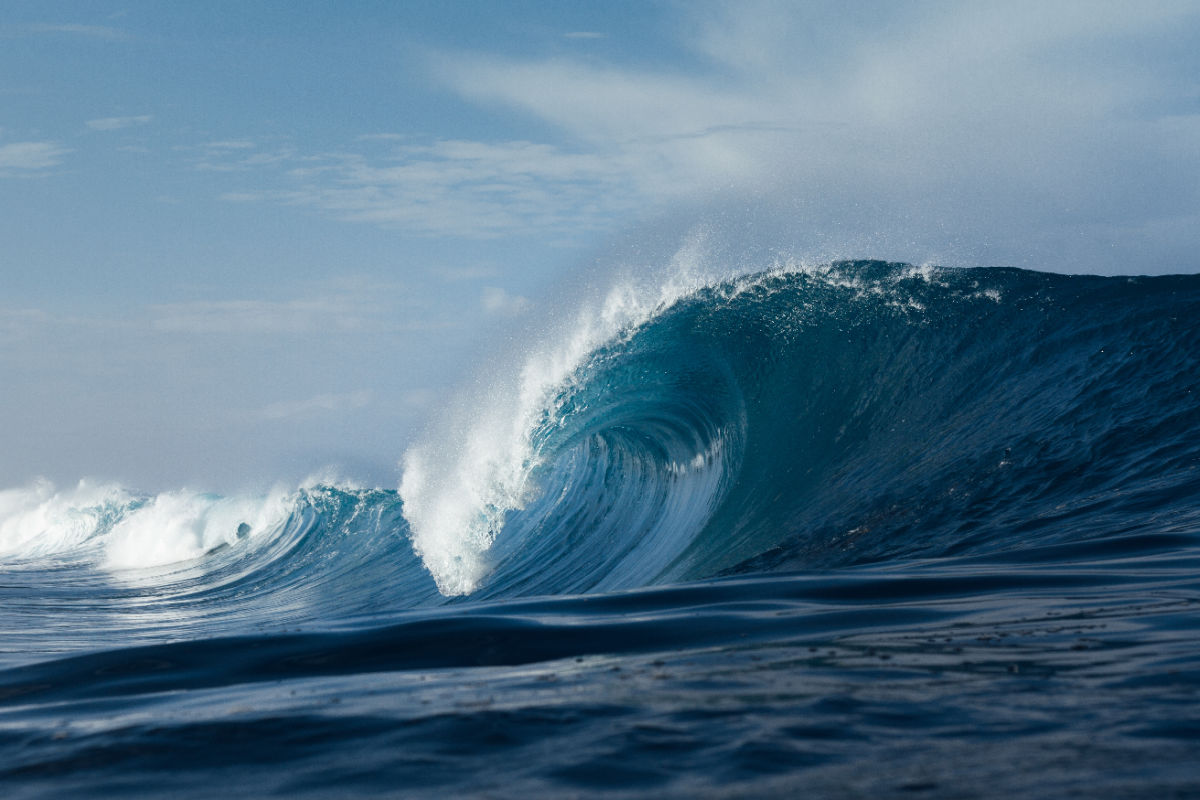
[2,261,1199,798]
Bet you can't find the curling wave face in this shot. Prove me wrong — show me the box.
[400,260,1200,598]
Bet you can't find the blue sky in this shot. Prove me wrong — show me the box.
[2,1,1198,490]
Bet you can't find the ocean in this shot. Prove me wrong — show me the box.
[2,261,1198,797]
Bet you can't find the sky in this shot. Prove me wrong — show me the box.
[2,1,1199,491]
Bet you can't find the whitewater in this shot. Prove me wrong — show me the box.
[2,259,1199,798]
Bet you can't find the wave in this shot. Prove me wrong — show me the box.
[400,260,1200,597]
[0,478,437,651]
[4,261,1199,623]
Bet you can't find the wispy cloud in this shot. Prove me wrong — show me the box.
[481,287,531,316]
[0,141,70,173]
[18,23,130,41]
[216,139,642,238]
[86,115,152,131]
[564,31,605,40]
[190,2,1200,270]
[260,390,373,421]
[146,276,451,336]
[425,0,1200,270]
[151,297,378,335]
[203,140,258,150]
[190,140,299,173]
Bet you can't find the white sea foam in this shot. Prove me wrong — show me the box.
[400,233,720,596]
[0,478,296,572]
[103,485,294,570]
[0,479,134,559]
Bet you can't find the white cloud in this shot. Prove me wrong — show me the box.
[216,139,643,238]
[425,0,1200,271]
[193,140,298,173]
[86,115,152,131]
[197,2,1200,270]
[434,55,767,147]
[481,287,531,316]
[0,141,70,172]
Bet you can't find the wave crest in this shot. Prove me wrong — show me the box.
[401,260,1200,597]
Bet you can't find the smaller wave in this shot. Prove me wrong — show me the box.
[0,476,440,653]
[103,486,295,570]
[0,475,355,574]
[0,479,139,562]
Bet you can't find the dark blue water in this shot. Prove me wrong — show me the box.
[2,262,1199,797]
